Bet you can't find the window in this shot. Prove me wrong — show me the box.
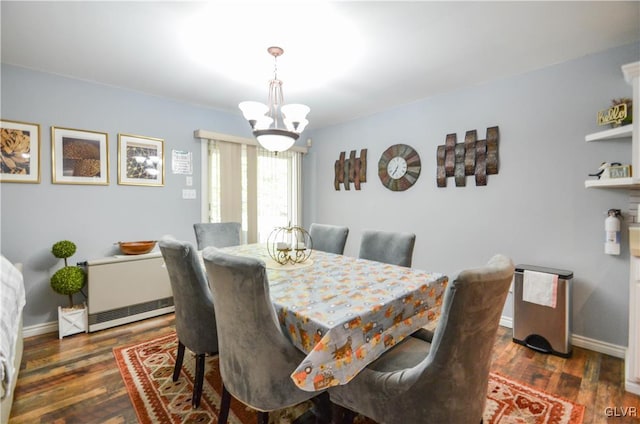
[203,137,302,243]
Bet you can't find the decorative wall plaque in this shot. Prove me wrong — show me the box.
[335,149,367,190]
[597,98,632,127]
[436,126,499,187]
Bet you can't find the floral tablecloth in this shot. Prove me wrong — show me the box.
[221,244,448,392]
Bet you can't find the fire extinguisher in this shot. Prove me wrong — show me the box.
[605,208,622,255]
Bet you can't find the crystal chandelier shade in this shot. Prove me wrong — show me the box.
[239,47,310,152]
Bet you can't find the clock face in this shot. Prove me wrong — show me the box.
[378,144,421,191]
[387,156,407,179]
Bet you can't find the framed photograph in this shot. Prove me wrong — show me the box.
[51,127,109,185]
[118,133,164,186]
[609,164,632,179]
[1,119,41,183]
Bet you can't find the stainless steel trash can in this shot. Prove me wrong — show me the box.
[512,264,573,358]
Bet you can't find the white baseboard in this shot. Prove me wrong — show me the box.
[625,380,640,396]
[500,315,626,359]
[25,314,629,359]
[572,334,626,359]
[500,316,513,328]
[23,321,58,338]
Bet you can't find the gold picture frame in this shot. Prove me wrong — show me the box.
[1,119,41,183]
[51,127,109,185]
[118,133,165,186]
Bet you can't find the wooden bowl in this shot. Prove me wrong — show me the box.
[118,240,156,255]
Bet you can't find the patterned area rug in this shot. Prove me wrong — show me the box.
[113,332,585,424]
[485,373,584,424]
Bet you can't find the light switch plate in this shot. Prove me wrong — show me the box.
[186,176,193,186]
[182,189,196,199]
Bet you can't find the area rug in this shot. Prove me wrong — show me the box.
[113,332,585,424]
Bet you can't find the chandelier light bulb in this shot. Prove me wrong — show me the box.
[282,104,310,132]
[255,116,274,130]
[239,101,269,129]
[256,131,296,152]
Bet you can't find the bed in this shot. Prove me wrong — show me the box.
[1,255,25,424]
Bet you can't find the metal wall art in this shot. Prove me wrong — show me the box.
[436,126,499,187]
[334,149,367,190]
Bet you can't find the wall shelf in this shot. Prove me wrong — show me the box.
[584,177,640,189]
[585,124,633,142]
[583,63,636,190]
[592,61,640,395]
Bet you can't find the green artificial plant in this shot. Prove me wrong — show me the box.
[50,240,86,308]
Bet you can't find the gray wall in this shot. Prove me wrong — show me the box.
[0,64,248,327]
[2,43,638,347]
[303,43,640,347]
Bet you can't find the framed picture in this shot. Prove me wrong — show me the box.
[609,164,632,179]
[118,133,164,186]
[1,119,41,183]
[51,126,109,185]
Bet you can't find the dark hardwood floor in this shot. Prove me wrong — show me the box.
[7,314,640,423]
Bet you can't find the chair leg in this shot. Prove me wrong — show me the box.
[331,403,356,424]
[192,353,205,408]
[218,383,232,424]
[173,341,185,382]
[310,392,332,423]
[257,411,269,424]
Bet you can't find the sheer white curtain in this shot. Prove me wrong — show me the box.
[206,139,302,243]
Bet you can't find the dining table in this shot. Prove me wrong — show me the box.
[219,243,448,392]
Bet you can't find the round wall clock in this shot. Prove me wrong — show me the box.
[378,144,421,191]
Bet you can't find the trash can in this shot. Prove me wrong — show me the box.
[512,264,573,358]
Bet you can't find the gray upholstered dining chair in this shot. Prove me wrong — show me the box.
[358,229,416,267]
[329,254,515,424]
[309,223,349,255]
[158,237,218,409]
[193,222,241,250]
[201,247,327,424]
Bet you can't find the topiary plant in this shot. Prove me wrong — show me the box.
[52,240,76,265]
[50,240,86,308]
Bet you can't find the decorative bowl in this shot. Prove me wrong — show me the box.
[117,240,156,255]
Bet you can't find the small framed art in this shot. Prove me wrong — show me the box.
[118,133,165,186]
[51,126,109,185]
[609,164,632,179]
[1,119,41,183]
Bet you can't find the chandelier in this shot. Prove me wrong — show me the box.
[239,47,310,152]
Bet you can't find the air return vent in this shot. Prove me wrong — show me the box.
[88,297,174,329]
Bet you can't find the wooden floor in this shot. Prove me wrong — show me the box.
[7,314,640,423]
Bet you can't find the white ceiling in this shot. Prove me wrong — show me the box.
[2,1,639,129]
